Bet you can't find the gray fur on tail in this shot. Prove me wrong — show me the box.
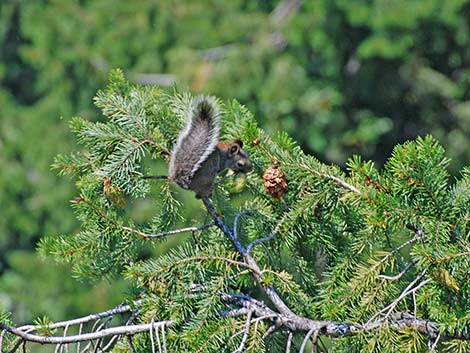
[168,95,220,189]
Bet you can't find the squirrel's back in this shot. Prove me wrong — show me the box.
[168,96,220,189]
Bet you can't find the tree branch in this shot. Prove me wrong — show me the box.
[202,197,297,318]
[3,198,470,351]
[289,162,363,195]
[0,321,172,345]
[299,328,316,353]
[17,303,137,331]
[3,295,470,351]
[221,293,470,341]
[199,195,470,345]
[122,222,215,239]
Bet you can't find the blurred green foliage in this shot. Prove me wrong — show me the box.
[0,0,469,324]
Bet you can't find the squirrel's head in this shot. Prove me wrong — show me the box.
[222,139,252,173]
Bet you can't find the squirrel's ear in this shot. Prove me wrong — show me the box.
[233,139,243,148]
[229,142,240,156]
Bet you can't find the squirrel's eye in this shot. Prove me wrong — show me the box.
[230,145,239,154]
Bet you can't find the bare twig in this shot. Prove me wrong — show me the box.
[232,209,280,255]
[392,235,422,254]
[202,197,246,254]
[155,321,162,353]
[3,294,470,352]
[101,335,119,352]
[79,338,93,353]
[222,292,468,340]
[18,303,136,331]
[310,330,320,353]
[0,321,172,345]
[149,317,156,353]
[92,336,101,353]
[285,331,293,353]
[203,197,364,338]
[388,312,440,339]
[429,331,441,352]
[406,224,426,238]
[103,311,139,353]
[221,307,251,318]
[289,163,362,195]
[262,324,277,339]
[322,174,362,195]
[246,228,278,254]
[438,251,470,262]
[62,324,70,353]
[0,329,6,351]
[382,278,431,322]
[379,259,418,281]
[220,285,470,341]
[249,315,276,349]
[231,310,253,353]
[161,325,168,353]
[299,329,316,353]
[2,193,470,353]
[365,271,429,327]
[127,335,136,353]
[77,323,83,353]
[233,210,253,239]
[123,223,215,239]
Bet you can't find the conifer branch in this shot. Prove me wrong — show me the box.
[201,197,297,318]
[38,76,470,351]
[221,293,355,337]
[3,295,470,352]
[198,196,470,346]
[222,293,470,341]
[200,198,461,344]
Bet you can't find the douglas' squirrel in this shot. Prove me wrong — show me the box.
[168,96,252,198]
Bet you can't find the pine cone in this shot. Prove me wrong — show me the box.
[263,166,288,198]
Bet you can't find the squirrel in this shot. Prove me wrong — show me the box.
[168,95,252,198]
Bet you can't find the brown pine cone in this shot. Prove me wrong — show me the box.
[263,166,288,198]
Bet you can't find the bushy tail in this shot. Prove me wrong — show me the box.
[168,95,220,189]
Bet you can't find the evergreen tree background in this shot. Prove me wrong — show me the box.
[0,0,469,352]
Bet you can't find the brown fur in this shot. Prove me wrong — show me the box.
[188,140,252,198]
